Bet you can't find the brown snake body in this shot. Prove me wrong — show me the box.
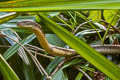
[17,20,120,56]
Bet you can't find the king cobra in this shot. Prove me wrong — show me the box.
[17,20,120,56]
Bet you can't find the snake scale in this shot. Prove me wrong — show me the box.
[17,20,120,56]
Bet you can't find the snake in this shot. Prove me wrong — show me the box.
[17,20,120,56]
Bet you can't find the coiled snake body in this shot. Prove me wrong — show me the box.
[17,20,120,56]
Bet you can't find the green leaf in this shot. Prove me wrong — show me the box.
[46,57,64,75]
[103,10,120,26]
[0,12,19,24]
[75,72,83,80]
[0,0,120,11]
[42,57,64,80]
[3,34,36,60]
[88,10,101,22]
[0,54,19,80]
[78,65,95,72]
[23,63,35,80]
[2,29,30,65]
[46,34,65,47]
[62,58,83,69]
[38,13,120,80]
[52,69,68,80]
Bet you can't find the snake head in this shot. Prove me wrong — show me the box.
[17,20,41,29]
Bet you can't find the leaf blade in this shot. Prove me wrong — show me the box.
[0,54,19,80]
[39,13,120,80]
[0,0,120,11]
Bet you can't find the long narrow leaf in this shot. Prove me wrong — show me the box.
[39,13,120,80]
[0,12,19,24]
[0,54,19,80]
[0,0,120,11]
[3,34,36,60]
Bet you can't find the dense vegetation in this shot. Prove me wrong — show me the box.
[0,0,120,80]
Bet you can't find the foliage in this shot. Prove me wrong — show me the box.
[0,0,120,11]
[0,0,120,80]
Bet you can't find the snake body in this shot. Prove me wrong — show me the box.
[17,20,120,56]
